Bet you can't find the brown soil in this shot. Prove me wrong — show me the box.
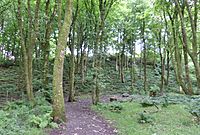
[50,96,118,135]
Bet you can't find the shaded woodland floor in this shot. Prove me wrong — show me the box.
[0,67,22,107]
[0,66,200,135]
[50,96,117,135]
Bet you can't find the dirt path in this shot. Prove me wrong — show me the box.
[50,97,117,135]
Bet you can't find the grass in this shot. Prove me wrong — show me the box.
[93,102,200,135]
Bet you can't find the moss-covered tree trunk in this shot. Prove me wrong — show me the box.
[175,0,193,94]
[185,0,200,89]
[68,40,75,102]
[68,0,79,102]
[52,0,73,122]
[18,0,40,102]
[17,0,33,101]
[168,9,188,94]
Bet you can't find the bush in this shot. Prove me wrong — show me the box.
[109,102,123,113]
[96,102,123,113]
[0,96,57,135]
[0,84,17,92]
[138,112,155,124]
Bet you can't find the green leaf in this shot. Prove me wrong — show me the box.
[39,120,48,128]
[49,122,59,128]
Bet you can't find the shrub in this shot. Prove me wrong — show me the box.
[109,102,123,113]
[138,112,155,124]
[0,96,57,135]
[96,102,123,113]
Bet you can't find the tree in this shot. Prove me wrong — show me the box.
[92,0,117,105]
[68,0,79,102]
[52,0,73,122]
[17,0,41,102]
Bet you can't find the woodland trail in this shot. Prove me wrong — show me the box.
[50,96,118,135]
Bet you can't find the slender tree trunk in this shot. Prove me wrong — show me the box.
[115,53,118,71]
[168,9,188,94]
[185,0,200,89]
[81,49,86,85]
[68,0,79,102]
[68,28,75,102]
[118,53,121,80]
[158,29,165,95]
[120,44,125,83]
[92,0,115,104]
[18,0,40,102]
[141,18,147,92]
[17,0,34,101]
[68,40,75,102]
[166,50,170,85]
[175,0,193,94]
[52,0,73,122]
[130,42,136,90]
[160,48,166,95]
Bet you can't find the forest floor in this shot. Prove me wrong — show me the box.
[0,67,21,107]
[93,94,200,135]
[50,95,118,135]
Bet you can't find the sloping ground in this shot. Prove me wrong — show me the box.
[93,94,200,135]
[0,67,21,107]
[50,97,118,135]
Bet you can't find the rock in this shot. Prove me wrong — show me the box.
[122,93,130,97]
[110,96,117,102]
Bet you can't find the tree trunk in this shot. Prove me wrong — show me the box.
[130,42,136,90]
[52,0,72,122]
[68,0,79,102]
[120,45,125,83]
[166,50,170,85]
[68,43,75,102]
[92,0,116,104]
[158,29,165,95]
[141,18,147,92]
[17,0,40,102]
[185,0,200,89]
[175,0,193,94]
[115,53,118,71]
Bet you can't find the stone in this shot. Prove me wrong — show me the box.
[122,93,130,97]
[110,96,117,102]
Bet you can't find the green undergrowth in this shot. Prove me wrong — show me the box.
[0,96,57,135]
[73,63,184,95]
[93,100,200,135]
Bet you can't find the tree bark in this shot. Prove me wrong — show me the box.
[68,0,79,102]
[175,0,193,94]
[141,18,147,92]
[185,0,200,89]
[17,0,34,101]
[52,0,73,122]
